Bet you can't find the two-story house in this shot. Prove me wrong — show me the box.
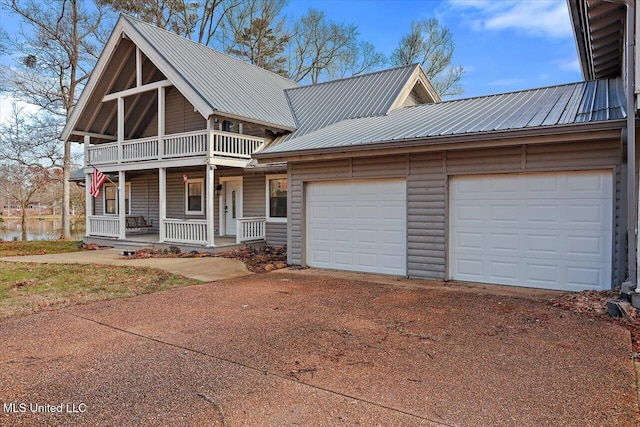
[64,9,636,294]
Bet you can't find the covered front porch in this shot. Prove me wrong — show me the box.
[84,166,267,248]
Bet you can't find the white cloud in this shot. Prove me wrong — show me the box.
[556,57,581,72]
[448,0,572,39]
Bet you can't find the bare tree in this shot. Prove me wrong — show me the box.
[391,18,464,97]
[332,41,387,79]
[224,0,289,75]
[104,0,241,47]
[286,8,361,84]
[0,104,61,240]
[1,0,112,239]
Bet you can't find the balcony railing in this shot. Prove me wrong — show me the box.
[87,130,264,166]
[236,217,266,244]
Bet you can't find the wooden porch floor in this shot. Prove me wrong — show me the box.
[85,233,255,254]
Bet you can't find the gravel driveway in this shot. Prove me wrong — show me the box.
[1,270,638,426]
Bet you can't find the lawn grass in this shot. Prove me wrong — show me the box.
[0,261,202,319]
[0,240,83,256]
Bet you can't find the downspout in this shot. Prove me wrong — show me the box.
[626,0,637,289]
[608,0,637,289]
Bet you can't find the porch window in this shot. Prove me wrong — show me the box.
[104,183,130,215]
[266,174,287,222]
[185,178,204,215]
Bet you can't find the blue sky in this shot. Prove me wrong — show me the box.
[284,0,582,98]
[0,0,582,121]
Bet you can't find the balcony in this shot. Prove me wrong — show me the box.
[87,130,264,167]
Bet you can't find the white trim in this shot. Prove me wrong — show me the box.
[103,182,131,215]
[103,79,171,102]
[266,174,288,223]
[184,178,205,215]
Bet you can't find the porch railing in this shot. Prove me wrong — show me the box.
[164,219,208,245]
[87,130,264,166]
[88,216,120,238]
[236,217,266,244]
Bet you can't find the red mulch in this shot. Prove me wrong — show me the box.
[552,290,640,353]
[216,245,287,273]
[122,245,288,273]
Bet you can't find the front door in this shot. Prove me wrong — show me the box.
[224,180,242,235]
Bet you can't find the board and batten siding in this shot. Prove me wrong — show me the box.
[288,139,624,285]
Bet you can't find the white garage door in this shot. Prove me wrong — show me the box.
[449,171,613,291]
[306,179,406,275]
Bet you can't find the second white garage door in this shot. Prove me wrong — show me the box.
[449,170,613,291]
[306,179,406,275]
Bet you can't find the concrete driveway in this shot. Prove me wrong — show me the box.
[0,248,251,282]
[1,270,638,426]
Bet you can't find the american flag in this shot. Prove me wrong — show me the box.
[90,167,107,198]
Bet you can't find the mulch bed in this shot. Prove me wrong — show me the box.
[552,290,640,354]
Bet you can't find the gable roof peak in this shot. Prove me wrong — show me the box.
[119,15,299,88]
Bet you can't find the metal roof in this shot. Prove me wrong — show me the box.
[258,78,625,156]
[283,65,425,138]
[123,16,299,129]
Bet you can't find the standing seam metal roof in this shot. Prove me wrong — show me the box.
[283,64,420,138]
[259,78,625,155]
[123,15,300,129]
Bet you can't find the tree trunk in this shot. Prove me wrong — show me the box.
[20,204,28,241]
[61,139,71,240]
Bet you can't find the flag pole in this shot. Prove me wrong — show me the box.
[87,162,118,186]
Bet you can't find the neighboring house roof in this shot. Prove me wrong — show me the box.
[284,64,439,138]
[568,0,625,80]
[63,15,299,141]
[256,78,625,158]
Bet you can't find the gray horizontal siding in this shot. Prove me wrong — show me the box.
[266,222,287,246]
[289,139,624,286]
[408,152,446,279]
[165,86,206,134]
[243,173,265,217]
[130,173,159,232]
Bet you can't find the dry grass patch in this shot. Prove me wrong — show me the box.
[0,261,201,319]
[0,240,83,256]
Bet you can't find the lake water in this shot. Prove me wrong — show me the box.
[0,219,85,241]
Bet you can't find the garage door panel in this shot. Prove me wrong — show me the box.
[450,171,612,291]
[306,179,407,275]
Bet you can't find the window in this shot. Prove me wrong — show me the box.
[104,184,130,215]
[185,178,204,215]
[266,175,287,222]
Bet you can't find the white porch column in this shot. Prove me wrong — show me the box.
[206,164,216,247]
[158,86,165,159]
[85,173,92,237]
[117,97,124,163]
[84,135,92,237]
[118,170,126,239]
[159,167,166,242]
